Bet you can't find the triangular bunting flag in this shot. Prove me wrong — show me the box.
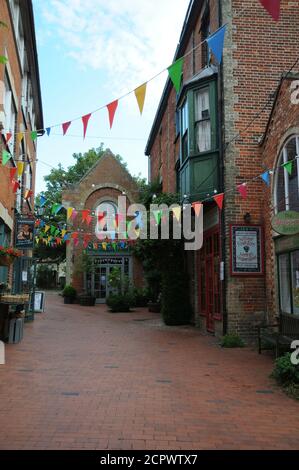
[134,83,147,115]
[153,210,162,225]
[62,121,71,136]
[67,207,74,220]
[206,24,227,64]
[11,180,20,193]
[52,203,63,215]
[46,127,51,136]
[258,0,281,21]
[82,210,90,223]
[17,161,24,177]
[261,171,270,186]
[24,189,33,200]
[74,238,80,247]
[102,242,107,251]
[44,225,50,234]
[107,100,118,129]
[71,209,78,221]
[6,132,12,143]
[50,225,56,235]
[40,195,47,207]
[86,215,93,226]
[192,202,202,217]
[10,167,17,180]
[31,131,38,141]
[61,229,67,239]
[168,57,184,93]
[283,161,293,175]
[71,232,79,239]
[16,132,24,145]
[82,113,92,139]
[2,150,11,166]
[237,183,247,199]
[172,206,181,222]
[0,56,8,64]
[214,193,224,210]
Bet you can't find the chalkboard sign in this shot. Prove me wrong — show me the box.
[30,291,45,313]
[230,225,264,276]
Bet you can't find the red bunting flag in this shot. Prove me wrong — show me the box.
[71,232,79,239]
[192,202,202,217]
[82,210,90,223]
[74,238,80,247]
[10,167,17,180]
[86,215,93,226]
[214,193,224,210]
[83,234,91,248]
[82,113,91,139]
[237,184,247,199]
[98,212,105,222]
[62,121,71,136]
[258,0,280,21]
[11,180,20,193]
[6,132,12,143]
[25,189,33,200]
[107,100,118,129]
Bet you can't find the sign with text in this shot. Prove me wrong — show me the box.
[271,210,299,236]
[231,225,264,276]
[15,218,35,250]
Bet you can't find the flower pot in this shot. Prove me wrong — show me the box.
[0,255,14,267]
[64,297,74,304]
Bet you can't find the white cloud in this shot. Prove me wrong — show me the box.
[38,0,190,106]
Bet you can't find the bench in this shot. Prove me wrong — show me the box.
[258,313,299,357]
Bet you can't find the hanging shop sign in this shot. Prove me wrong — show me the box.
[230,225,264,276]
[271,210,299,236]
[15,217,35,250]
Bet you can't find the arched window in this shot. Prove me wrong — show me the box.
[95,201,117,239]
[274,135,299,213]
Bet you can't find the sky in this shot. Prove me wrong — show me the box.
[32,0,191,193]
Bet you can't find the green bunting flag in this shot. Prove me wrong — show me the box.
[0,56,8,64]
[153,210,162,225]
[50,226,56,235]
[2,150,11,166]
[31,130,38,141]
[168,57,184,93]
[283,161,293,175]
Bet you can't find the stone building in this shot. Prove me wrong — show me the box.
[145,0,299,339]
[62,151,144,302]
[0,0,43,290]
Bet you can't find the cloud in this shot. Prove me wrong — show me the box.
[38,0,190,105]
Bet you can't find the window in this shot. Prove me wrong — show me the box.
[278,251,299,315]
[181,100,188,161]
[274,135,299,213]
[195,88,211,153]
[0,222,11,283]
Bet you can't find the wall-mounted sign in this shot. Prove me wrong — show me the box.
[230,225,264,276]
[15,218,35,250]
[271,211,299,236]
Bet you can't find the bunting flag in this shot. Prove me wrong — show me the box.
[6,132,12,143]
[61,229,67,239]
[82,113,92,139]
[44,225,50,234]
[10,167,17,180]
[172,206,181,222]
[192,202,202,217]
[237,183,247,199]
[261,171,270,186]
[71,232,79,239]
[16,132,24,145]
[102,242,107,251]
[52,203,63,215]
[107,100,118,129]
[214,193,224,210]
[17,161,24,177]
[46,127,51,137]
[134,83,147,115]
[40,195,47,207]
[24,189,33,200]
[153,210,162,225]
[206,24,227,64]
[283,161,293,175]
[74,238,80,247]
[135,212,144,229]
[82,210,90,223]
[56,237,62,245]
[0,56,8,64]
[258,0,281,21]
[2,150,11,166]
[50,225,56,235]
[135,228,141,239]
[62,121,71,136]
[31,131,38,141]
[168,57,184,93]
[98,212,105,222]
[12,180,20,193]
[67,207,74,220]
[86,215,93,226]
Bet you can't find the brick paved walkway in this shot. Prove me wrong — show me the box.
[0,292,298,450]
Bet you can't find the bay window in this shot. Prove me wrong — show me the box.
[274,135,299,213]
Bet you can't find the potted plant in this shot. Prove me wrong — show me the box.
[62,285,77,304]
[78,292,96,306]
[0,246,22,267]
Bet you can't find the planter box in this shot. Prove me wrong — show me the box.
[78,296,96,306]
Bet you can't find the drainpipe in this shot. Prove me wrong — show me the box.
[218,0,228,336]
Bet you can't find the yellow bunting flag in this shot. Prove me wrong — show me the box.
[102,242,107,251]
[45,225,50,234]
[134,83,147,115]
[135,228,140,238]
[67,207,74,220]
[17,161,24,177]
[172,206,181,222]
[61,229,67,238]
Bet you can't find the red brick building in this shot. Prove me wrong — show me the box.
[145,0,299,339]
[62,151,144,302]
[0,0,43,291]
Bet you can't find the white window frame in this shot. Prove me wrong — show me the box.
[274,135,299,214]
